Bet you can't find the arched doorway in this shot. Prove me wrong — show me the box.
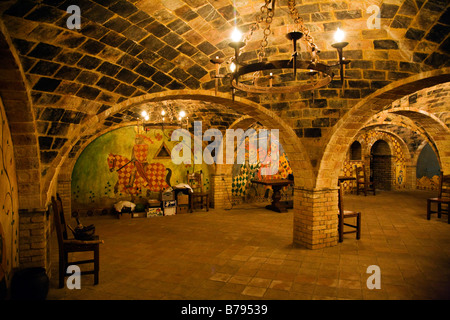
[371,140,392,190]
[416,143,441,190]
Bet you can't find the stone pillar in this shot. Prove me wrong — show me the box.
[293,187,339,249]
[406,165,417,190]
[58,174,72,218]
[210,173,233,209]
[19,208,52,273]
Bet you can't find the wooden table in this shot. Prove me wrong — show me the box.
[338,176,356,185]
[251,179,294,213]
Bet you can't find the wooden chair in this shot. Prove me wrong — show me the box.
[338,182,361,242]
[354,165,375,196]
[187,170,209,212]
[51,194,103,288]
[427,171,450,223]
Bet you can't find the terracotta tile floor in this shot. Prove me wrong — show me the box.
[47,190,450,300]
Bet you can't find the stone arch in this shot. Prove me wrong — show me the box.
[52,91,315,203]
[55,92,313,214]
[214,115,256,177]
[58,120,220,214]
[0,20,41,210]
[105,91,314,187]
[413,140,433,168]
[318,68,450,190]
[363,110,440,165]
[367,136,392,156]
[369,130,414,190]
[365,129,412,164]
[389,109,450,171]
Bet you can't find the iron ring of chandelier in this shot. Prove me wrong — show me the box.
[210,0,352,97]
[230,59,334,94]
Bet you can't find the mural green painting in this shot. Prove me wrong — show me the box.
[72,126,210,212]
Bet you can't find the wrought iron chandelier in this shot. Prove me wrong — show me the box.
[137,103,188,132]
[210,0,350,96]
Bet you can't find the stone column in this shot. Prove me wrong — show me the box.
[293,187,339,249]
[57,174,72,218]
[406,165,417,190]
[19,208,52,273]
[210,173,233,209]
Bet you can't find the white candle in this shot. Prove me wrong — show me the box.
[334,28,345,43]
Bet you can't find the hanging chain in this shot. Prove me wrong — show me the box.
[287,0,319,63]
[247,0,274,84]
[233,0,322,85]
[257,0,274,62]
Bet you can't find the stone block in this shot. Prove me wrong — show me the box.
[96,76,121,92]
[405,28,425,41]
[76,85,101,100]
[373,40,399,49]
[28,42,62,60]
[32,77,61,92]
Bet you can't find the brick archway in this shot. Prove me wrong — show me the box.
[55,94,315,227]
[109,91,315,187]
[0,21,42,210]
[0,20,53,271]
[55,90,315,193]
[53,91,325,249]
[342,127,414,192]
[318,69,450,190]
[389,109,450,171]
[57,120,219,215]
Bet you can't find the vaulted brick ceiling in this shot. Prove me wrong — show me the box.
[362,121,426,154]
[0,0,449,176]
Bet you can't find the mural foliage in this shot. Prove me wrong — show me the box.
[72,126,210,212]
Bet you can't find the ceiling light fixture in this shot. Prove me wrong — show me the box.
[137,105,189,132]
[210,0,351,97]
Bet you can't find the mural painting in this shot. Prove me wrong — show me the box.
[0,97,19,294]
[72,126,210,213]
[231,129,293,204]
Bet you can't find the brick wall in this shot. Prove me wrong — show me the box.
[406,165,417,190]
[19,209,52,273]
[293,187,338,249]
[210,174,233,209]
[57,177,72,218]
[372,155,394,190]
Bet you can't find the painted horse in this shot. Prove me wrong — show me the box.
[107,153,171,195]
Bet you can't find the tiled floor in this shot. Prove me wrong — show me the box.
[47,190,450,300]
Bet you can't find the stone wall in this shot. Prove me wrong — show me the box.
[18,209,51,271]
[293,187,339,249]
[210,174,233,209]
[0,95,20,287]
